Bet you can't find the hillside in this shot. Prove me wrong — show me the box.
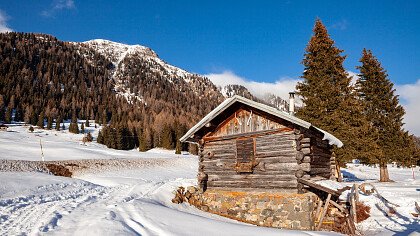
[0,32,290,151]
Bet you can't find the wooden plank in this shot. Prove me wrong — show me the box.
[203,127,293,142]
[316,193,331,230]
[207,174,297,182]
[297,178,341,196]
[255,156,297,163]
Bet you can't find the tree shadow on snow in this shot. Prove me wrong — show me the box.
[341,170,365,182]
[374,202,420,235]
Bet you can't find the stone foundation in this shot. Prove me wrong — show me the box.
[173,187,318,230]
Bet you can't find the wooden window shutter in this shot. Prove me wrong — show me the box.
[236,138,255,173]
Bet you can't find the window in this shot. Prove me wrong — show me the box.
[236,138,255,173]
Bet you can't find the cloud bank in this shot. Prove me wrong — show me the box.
[42,0,75,17]
[0,10,13,33]
[205,71,301,102]
[206,70,420,136]
[396,79,420,136]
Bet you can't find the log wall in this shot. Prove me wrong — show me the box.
[200,130,299,192]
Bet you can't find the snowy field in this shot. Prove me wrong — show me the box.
[0,124,185,161]
[0,124,419,235]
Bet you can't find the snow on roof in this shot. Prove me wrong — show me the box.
[180,95,343,148]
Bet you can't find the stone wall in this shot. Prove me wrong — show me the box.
[173,187,318,230]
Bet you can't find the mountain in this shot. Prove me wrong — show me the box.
[0,32,291,151]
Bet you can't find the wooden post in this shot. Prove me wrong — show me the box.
[316,193,331,230]
[40,138,44,162]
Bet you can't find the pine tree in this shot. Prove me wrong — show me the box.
[37,111,45,129]
[4,107,12,123]
[69,114,79,134]
[81,123,85,134]
[296,19,381,166]
[356,49,415,181]
[56,117,61,131]
[62,123,65,130]
[85,119,90,127]
[47,116,53,130]
[97,130,103,144]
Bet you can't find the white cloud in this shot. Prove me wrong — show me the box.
[42,0,75,17]
[0,10,13,33]
[204,70,301,102]
[396,79,420,136]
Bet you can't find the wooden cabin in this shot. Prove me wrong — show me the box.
[180,95,343,193]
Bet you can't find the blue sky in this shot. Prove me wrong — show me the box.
[1,0,419,134]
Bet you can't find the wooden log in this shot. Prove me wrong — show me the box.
[310,167,332,174]
[302,155,311,163]
[302,147,311,155]
[255,156,297,163]
[315,199,323,222]
[295,169,304,178]
[316,193,331,230]
[301,143,311,148]
[207,174,297,182]
[296,152,304,161]
[207,180,298,188]
[255,142,295,150]
[265,162,299,171]
[302,174,310,180]
[301,137,311,143]
[299,163,311,172]
[255,151,296,158]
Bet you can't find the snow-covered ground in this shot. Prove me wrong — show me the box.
[0,124,419,235]
[342,164,420,235]
[0,123,185,161]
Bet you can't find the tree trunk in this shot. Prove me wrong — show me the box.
[379,163,391,182]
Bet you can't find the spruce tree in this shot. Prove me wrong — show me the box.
[47,117,53,130]
[85,119,90,127]
[356,49,414,181]
[56,116,61,131]
[81,123,85,133]
[97,130,103,144]
[4,107,12,123]
[296,19,381,166]
[37,111,45,128]
[69,114,79,134]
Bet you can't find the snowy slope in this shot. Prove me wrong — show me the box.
[0,124,185,161]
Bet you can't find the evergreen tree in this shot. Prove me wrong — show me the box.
[29,126,34,133]
[69,114,79,134]
[47,116,53,130]
[161,124,174,149]
[62,123,65,130]
[97,130,103,144]
[296,19,381,166]
[356,49,415,181]
[4,107,12,123]
[37,111,45,128]
[81,123,85,133]
[56,116,61,131]
[85,119,90,127]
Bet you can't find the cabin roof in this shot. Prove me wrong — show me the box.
[180,95,343,147]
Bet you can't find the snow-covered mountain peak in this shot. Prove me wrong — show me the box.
[80,39,158,64]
